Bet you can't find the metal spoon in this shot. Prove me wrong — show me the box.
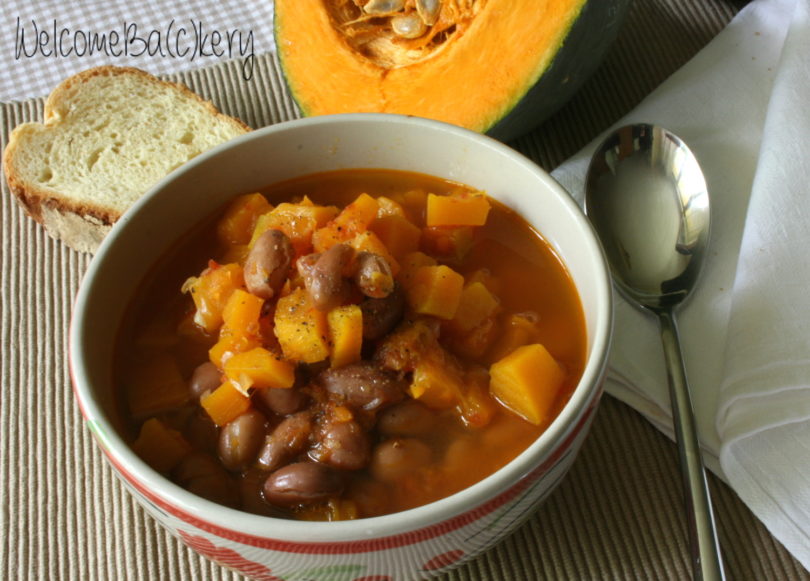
[584,124,724,580]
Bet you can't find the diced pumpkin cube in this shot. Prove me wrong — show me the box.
[250,204,318,257]
[249,213,275,246]
[443,282,501,358]
[201,381,252,426]
[397,251,437,286]
[274,287,330,363]
[348,230,400,275]
[207,289,265,367]
[209,332,261,368]
[327,304,363,368]
[310,222,345,253]
[465,268,502,296]
[392,188,428,225]
[376,196,406,218]
[338,193,379,227]
[489,343,565,426]
[447,282,501,334]
[182,262,245,334]
[426,191,491,227]
[409,360,462,410]
[217,193,272,245]
[126,353,190,419]
[458,368,497,428]
[299,196,341,226]
[312,193,379,252]
[222,289,264,337]
[421,226,475,263]
[224,347,295,391]
[404,264,464,319]
[370,214,421,260]
[131,418,192,472]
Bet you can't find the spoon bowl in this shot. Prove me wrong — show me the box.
[585,123,724,581]
[585,124,710,310]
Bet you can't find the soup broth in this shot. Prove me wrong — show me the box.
[116,169,586,520]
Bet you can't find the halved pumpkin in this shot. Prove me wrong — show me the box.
[274,0,629,141]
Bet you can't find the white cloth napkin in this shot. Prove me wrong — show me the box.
[551,0,810,570]
[0,0,275,102]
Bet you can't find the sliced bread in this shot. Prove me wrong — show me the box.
[3,66,250,254]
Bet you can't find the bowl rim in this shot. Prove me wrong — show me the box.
[69,112,613,545]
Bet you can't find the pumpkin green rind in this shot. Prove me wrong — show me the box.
[274,0,631,143]
[488,0,632,142]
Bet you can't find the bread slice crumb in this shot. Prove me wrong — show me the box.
[3,66,250,254]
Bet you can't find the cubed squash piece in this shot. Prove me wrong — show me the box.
[370,214,421,260]
[392,188,428,224]
[337,193,379,228]
[182,262,245,334]
[458,369,498,429]
[312,193,379,252]
[209,332,261,368]
[404,264,464,319]
[409,360,462,410]
[448,282,500,334]
[222,289,264,337]
[376,196,406,218]
[465,267,502,296]
[298,196,341,226]
[217,193,272,245]
[126,354,190,419]
[421,226,475,263]
[489,343,565,426]
[444,281,501,357]
[131,418,192,472]
[250,205,316,257]
[207,288,265,367]
[274,287,330,363]
[397,251,437,287]
[201,381,252,426]
[311,222,347,253]
[327,304,363,368]
[426,191,491,227]
[224,347,295,391]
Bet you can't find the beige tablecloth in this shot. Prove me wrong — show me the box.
[2,1,808,579]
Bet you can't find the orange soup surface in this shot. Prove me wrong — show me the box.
[116,169,587,521]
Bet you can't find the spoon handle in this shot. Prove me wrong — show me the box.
[658,310,725,581]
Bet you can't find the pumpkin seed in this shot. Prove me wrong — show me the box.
[391,13,428,38]
[415,0,441,25]
[363,0,406,15]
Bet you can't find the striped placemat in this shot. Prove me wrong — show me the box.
[2,1,808,579]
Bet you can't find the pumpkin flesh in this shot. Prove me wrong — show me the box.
[275,0,588,134]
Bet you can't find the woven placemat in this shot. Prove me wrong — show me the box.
[2,1,808,579]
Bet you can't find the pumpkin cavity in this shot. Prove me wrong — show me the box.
[326,0,486,68]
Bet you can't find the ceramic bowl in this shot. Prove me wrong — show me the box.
[70,113,612,581]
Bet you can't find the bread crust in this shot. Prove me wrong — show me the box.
[2,65,250,253]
